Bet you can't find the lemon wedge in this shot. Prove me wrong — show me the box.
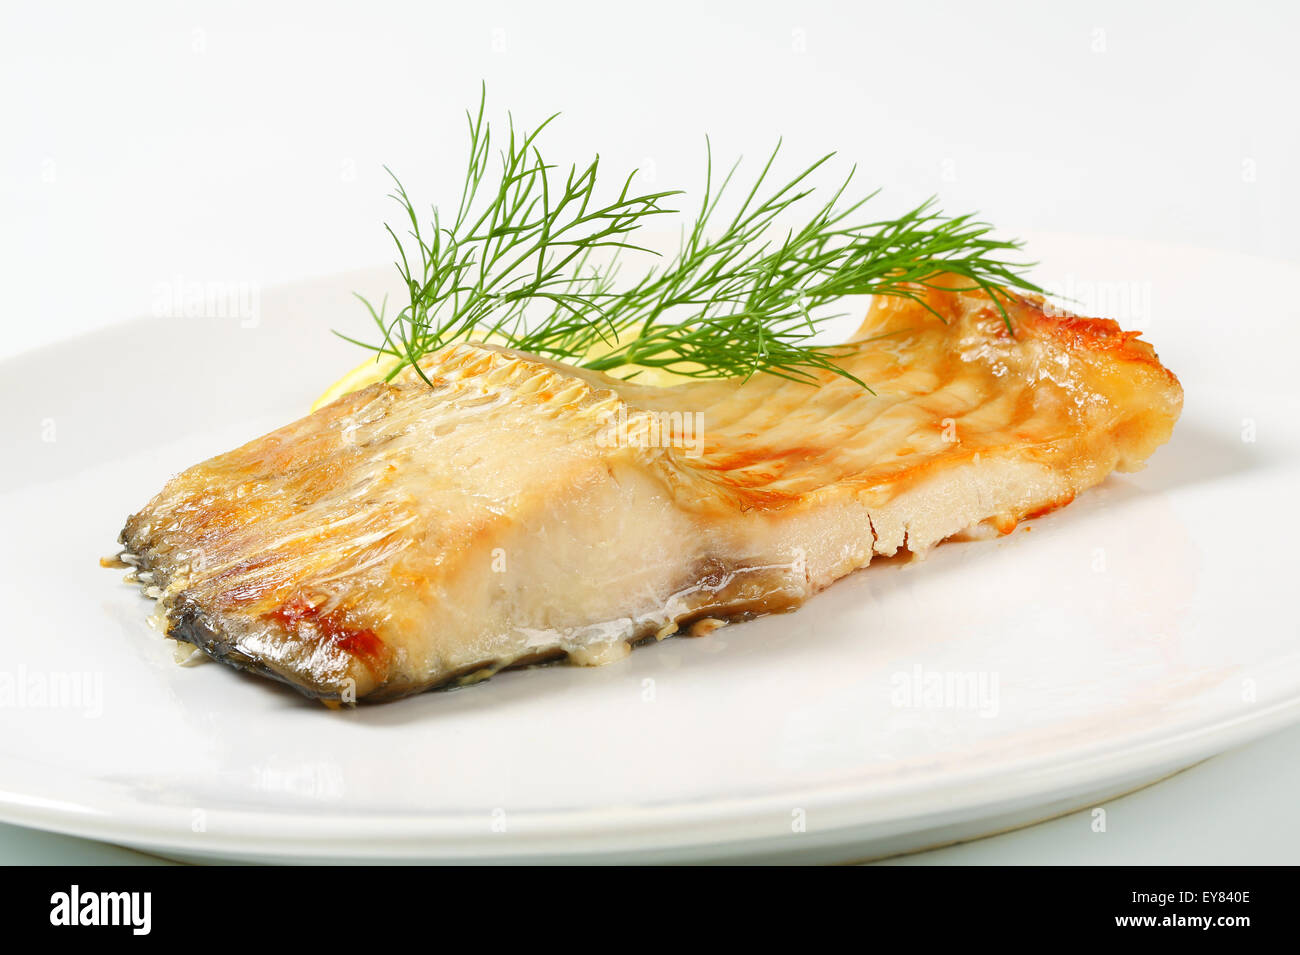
[311,327,700,411]
[310,353,403,412]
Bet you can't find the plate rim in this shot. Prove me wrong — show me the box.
[2,693,1296,862]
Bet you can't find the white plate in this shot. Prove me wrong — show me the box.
[1,234,1297,864]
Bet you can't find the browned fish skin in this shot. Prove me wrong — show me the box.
[117,283,1183,702]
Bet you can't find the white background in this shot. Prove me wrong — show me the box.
[1,0,1297,863]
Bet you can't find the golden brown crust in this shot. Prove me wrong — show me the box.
[117,284,1183,701]
[672,284,1181,515]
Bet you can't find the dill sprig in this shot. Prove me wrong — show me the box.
[513,142,1042,387]
[344,92,1042,388]
[341,85,679,384]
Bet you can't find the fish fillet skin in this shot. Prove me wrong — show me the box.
[116,283,1182,702]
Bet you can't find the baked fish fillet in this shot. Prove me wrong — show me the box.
[115,283,1182,702]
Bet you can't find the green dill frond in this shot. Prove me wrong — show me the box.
[344,89,1043,389]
